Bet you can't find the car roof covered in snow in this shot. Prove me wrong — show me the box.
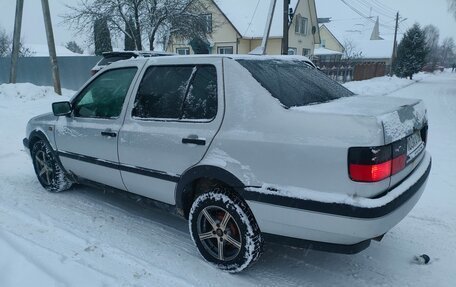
[106,54,316,69]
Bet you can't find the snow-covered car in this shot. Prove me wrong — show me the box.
[90,51,174,75]
[23,55,431,272]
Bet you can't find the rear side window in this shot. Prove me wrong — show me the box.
[132,65,217,120]
[236,59,354,108]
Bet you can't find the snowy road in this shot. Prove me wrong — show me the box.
[0,72,455,286]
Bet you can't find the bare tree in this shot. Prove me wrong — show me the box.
[440,37,455,66]
[143,0,212,50]
[448,0,456,20]
[63,0,144,50]
[423,25,440,67]
[63,0,211,51]
[342,39,363,62]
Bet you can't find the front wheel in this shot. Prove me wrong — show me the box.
[189,188,263,273]
[31,140,72,192]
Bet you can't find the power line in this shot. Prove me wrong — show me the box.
[338,0,395,30]
[243,0,261,36]
[371,0,397,14]
[351,0,395,20]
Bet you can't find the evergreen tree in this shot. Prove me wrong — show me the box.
[94,17,112,56]
[65,41,84,54]
[394,23,428,79]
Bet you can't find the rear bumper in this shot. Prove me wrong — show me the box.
[243,152,431,251]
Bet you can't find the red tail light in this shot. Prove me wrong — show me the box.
[349,161,391,182]
[348,138,408,183]
[391,154,406,175]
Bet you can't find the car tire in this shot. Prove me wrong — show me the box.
[189,186,263,273]
[31,139,72,192]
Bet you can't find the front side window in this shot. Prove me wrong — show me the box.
[133,65,217,120]
[73,68,137,118]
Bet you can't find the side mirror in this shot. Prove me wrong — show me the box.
[52,101,72,116]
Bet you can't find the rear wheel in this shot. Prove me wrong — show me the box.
[189,187,263,272]
[31,140,72,192]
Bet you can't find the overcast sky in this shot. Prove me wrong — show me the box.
[0,0,455,50]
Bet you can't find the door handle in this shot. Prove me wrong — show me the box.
[182,136,206,146]
[101,131,117,137]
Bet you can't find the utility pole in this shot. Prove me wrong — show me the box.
[281,0,289,55]
[41,0,62,95]
[390,11,399,76]
[9,0,24,84]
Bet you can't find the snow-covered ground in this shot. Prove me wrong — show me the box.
[0,71,455,286]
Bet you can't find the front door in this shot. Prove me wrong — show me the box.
[55,67,139,190]
[118,58,224,204]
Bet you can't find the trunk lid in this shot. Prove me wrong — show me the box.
[295,95,427,144]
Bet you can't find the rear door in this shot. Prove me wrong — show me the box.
[118,57,224,204]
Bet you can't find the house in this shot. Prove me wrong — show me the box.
[167,0,320,56]
[313,24,344,63]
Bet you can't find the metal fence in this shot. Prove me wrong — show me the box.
[320,65,354,83]
[0,56,101,91]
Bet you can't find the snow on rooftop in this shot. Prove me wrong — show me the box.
[214,0,298,38]
[316,0,394,59]
[355,39,393,59]
[313,47,343,56]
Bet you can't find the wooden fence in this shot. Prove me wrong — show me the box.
[318,61,388,83]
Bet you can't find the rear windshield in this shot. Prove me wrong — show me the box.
[236,59,354,108]
[99,55,136,65]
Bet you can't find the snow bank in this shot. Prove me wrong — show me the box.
[343,73,428,96]
[0,83,74,102]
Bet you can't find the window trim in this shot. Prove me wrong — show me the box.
[131,64,218,123]
[202,13,212,33]
[302,48,311,56]
[176,47,190,55]
[217,46,234,54]
[288,47,298,55]
[71,67,138,120]
[295,14,308,36]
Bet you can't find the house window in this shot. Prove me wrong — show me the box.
[295,15,308,35]
[217,46,234,54]
[302,48,311,56]
[288,48,297,55]
[176,48,190,55]
[203,14,212,33]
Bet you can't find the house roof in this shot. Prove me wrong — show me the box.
[214,0,299,38]
[314,47,343,56]
[316,0,394,59]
